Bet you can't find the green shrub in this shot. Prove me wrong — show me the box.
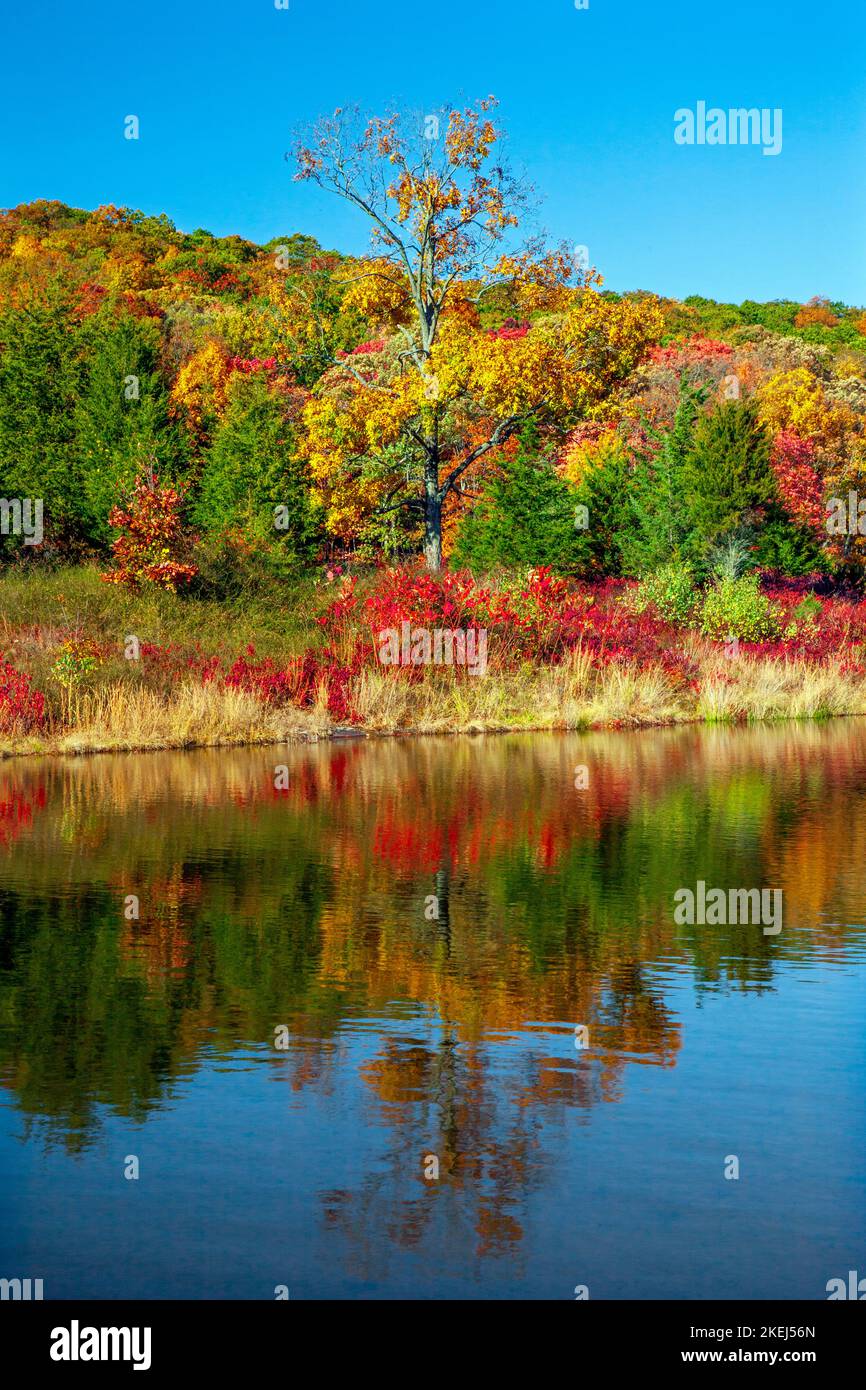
[571,447,633,577]
[700,574,780,641]
[793,594,822,623]
[633,562,699,625]
[752,508,829,576]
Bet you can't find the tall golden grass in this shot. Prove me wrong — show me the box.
[1,681,328,756]
[5,651,862,758]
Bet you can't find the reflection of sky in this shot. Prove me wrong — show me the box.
[2,960,864,1299]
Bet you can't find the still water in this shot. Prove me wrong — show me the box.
[1,725,865,1300]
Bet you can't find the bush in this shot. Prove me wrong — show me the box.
[101,468,198,592]
[0,660,46,732]
[752,508,828,576]
[633,562,699,625]
[700,574,780,641]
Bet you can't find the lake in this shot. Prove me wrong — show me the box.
[1,724,865,1300]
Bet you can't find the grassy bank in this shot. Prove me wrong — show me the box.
[2,563,865,757]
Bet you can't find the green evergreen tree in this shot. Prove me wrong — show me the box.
[195,373,322,576]
[752,506,828,575]
[74,308,186,546]
[620,378,705,576]
[451,425,590,574]
[0,288,83,554]
[571,447,633,577]
[681,399,776,568]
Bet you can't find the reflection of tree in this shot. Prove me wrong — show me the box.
[324,1027,540,1268]
[434,861,451,952]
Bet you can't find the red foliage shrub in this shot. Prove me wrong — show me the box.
[649,335,734,365]
[224,645,363,723]
[229,356,278,373]
[336,339,386,358]
[487,318,530,340]
[354,565,694,676]
[770,431,825,534]
[0,661,47,732]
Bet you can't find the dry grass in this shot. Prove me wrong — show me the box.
[696,656,866,722]
[0,680,329,757]
[346,647,687,733]
[2,648,865,759]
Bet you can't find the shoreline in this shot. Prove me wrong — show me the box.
[2,702,862,761]
[4,568,866,760]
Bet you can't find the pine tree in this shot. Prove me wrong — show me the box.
[0,288,83,554]
[74,308,185,546]
[571,448,632,577]
[620,378,705,576]
[681,399,775,568]
[451,425,590,574]
[196,373,322,575]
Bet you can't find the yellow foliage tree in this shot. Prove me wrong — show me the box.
[294,98,661,566]
[170,341,234,441]
[756,368,832,442]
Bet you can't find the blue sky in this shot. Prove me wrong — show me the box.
[2,0,864,303]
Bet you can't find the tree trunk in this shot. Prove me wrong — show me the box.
[423,463,442,572]
[424,500,442,571]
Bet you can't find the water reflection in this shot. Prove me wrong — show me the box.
[1,724,865,1295]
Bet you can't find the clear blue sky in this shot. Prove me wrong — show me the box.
[2,0,864,303]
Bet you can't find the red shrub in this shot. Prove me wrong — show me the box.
[0,661,46,732]
[771,431,825,534]
[224,646,363,722]
[488,318,530,340]
[649,335,734,365]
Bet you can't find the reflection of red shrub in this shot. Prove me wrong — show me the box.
[0,784,47,847]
